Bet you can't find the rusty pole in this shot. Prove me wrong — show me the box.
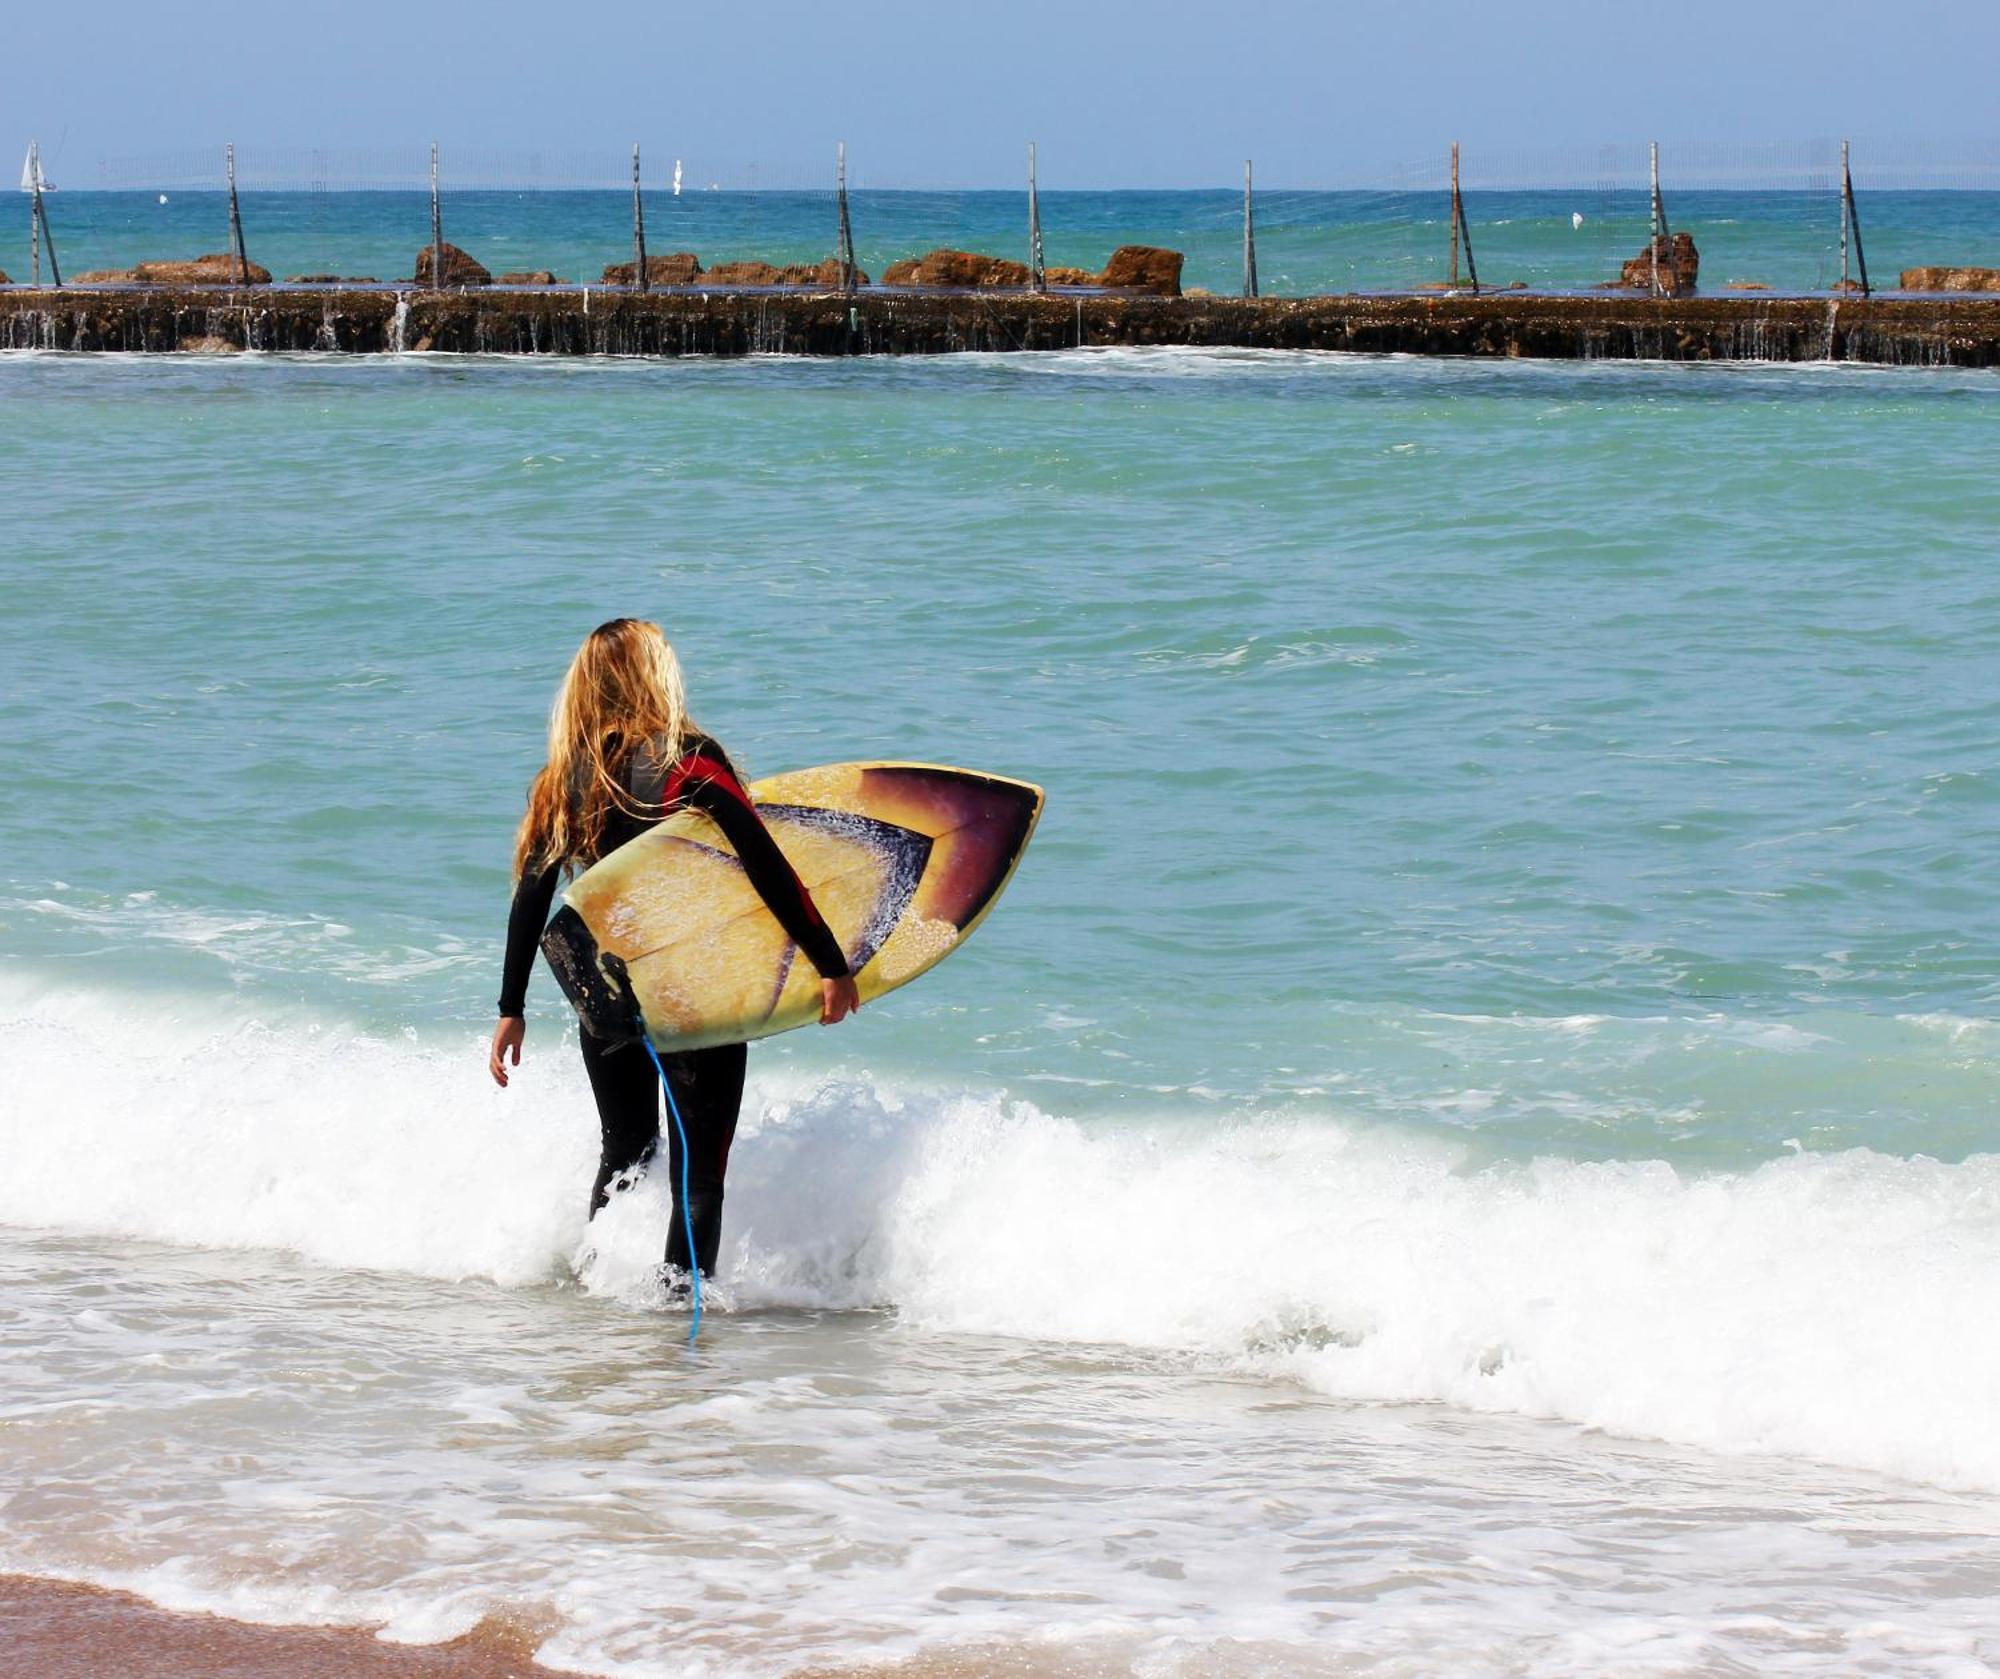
[1449,144,1479,294]
[1449,142,1460,285]
[1648,141,1668,297]
[1243,159,1258,298]
[632,143,648,292]
[1842,139,1870,297]
[836,141,857,293]
[28,142,60,288]
[1027,142,1045,292]
[429,143,444,289]
[28,141,41,287]
[227,143,250,284]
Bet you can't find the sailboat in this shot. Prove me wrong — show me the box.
[672,159,682,197]
[19,144,54,193]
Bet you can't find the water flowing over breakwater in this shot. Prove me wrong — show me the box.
[7,283,2000,363]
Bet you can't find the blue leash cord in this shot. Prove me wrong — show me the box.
[640,1038,703,1343]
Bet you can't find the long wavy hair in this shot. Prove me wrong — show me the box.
[513,618,698,878]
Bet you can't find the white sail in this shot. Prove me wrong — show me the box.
[672,159,682,197]
[20,144,37,193]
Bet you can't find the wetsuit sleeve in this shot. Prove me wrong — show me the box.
[498,862,560,1016]
[676,756,851,980]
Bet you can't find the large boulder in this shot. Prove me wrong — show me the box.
[1044,264,1096,286]
[601,252,701,286]
[497,269,561,285]
[411,243,492,287]
[1616,232,1699,295]
[1099,245,1183,296]
[689,258,866,288]
[883,249,1031,288]
[1898,266,2000,292]
[702,260,784,286]
[130,253,272,285]
[781,257,868,288]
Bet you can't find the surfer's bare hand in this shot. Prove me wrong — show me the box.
[489,1016,525,1086]
[820,976,862,1026]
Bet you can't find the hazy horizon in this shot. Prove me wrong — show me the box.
[9,0,1999,190]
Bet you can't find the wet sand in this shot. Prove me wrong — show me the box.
[0,1573,1161,1678]
[0,1574,570,1679]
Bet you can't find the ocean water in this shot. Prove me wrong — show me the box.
[2,347,1998,1675]
[20,186,2000,295]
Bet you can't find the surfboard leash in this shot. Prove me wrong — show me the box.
[640,1038,703,1343]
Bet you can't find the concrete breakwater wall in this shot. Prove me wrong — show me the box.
[4,286,2000,366]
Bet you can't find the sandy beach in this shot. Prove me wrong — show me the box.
[0,1574,568,1678]
[1,1573,1167,1678]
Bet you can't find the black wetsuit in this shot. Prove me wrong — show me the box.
[500,735,848,1275]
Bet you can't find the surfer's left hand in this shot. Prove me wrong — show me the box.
[820,976,862,1026]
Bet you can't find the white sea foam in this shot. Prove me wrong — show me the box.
[3,975,1998,1498]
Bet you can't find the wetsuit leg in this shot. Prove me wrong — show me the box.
[577,1030,659,1215]
[657,1042,748,1278]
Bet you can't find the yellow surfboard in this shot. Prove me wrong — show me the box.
[541,762,1043,1052]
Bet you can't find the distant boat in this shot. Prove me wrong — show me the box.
[672,159,683,197]
[19,145,54,194]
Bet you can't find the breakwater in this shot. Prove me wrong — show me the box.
[4,285,2000,365]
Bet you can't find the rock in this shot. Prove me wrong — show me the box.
[1898,266,2000,292]
[600,252,701,286]
[497,270,561,286]
[703,260,785,286]
[781,258,868,288]
[287,274,379,284]
[1044,265,1096,287]
[882,249,1031,288]
[1099,245,1183,296]
[75,270,138,284]
[0,269,10,285]
[411,243,492,287]
[130,254,272,285]
[1725,280,1770,292]
[1616,232,1699,295]
[181,335,240,353]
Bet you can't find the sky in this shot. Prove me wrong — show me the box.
[7,0,1999,189]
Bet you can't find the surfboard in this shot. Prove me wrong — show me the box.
[540,761,1043,1052]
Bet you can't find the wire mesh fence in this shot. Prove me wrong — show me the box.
[11,138,2000,295]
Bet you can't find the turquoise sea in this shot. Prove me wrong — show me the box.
[2,344,1998,1675]
[20,185,2000,293]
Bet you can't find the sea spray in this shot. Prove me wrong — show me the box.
[7,977,1998,1496]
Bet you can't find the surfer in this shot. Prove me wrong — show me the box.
[489,618,861,1279]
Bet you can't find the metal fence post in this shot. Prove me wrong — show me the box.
[227,143,250,284]
[429,143,444,289]
[1027,142,1045,293]
[1243,159,1259,298]
[632,142,648,292]
[837,141,857,293]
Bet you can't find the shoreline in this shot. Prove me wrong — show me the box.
[4,284,1999,364]
[0,1572,1098,1678]
[0,1572,570,1678]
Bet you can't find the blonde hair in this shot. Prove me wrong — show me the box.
[513,618,697,878]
